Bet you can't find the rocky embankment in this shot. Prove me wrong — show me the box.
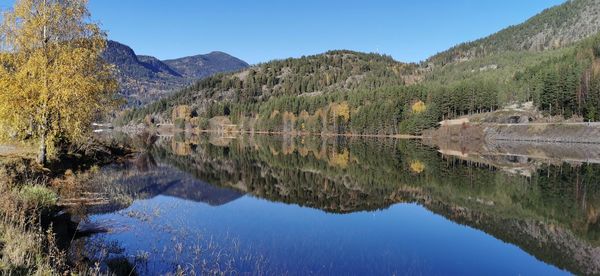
[429,122,600,144]
[485,123,600,143]
[428,105,600,144]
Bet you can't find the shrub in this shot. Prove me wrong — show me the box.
[19,185,58,210]
[171,105,192,121]
[411,101,427,114]
[409,160,426,174]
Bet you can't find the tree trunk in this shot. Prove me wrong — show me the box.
[37,111,50,165]
[37,131,47,165]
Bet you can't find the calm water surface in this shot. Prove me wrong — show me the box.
[71,135,600,275]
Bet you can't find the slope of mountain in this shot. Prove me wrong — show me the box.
[117,50,422,132]
[170,50,413,106]
[137,55,182,77]
[428,0,600,66]
[118,0,600,135]
[103,41,249,106]
[164,51,249,79]
[103,41,180,79]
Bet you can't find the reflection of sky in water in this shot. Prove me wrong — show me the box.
[88,194,568,275]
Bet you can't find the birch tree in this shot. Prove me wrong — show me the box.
[0,0,118,164]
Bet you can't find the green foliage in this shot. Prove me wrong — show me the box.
[118,51,417,129]
[428,0,600,66]
[429,78,500,119]
[179,50,412,108]
[594,43,600,58]
[518,33,600,120]
[116,14,600,135]
[19,185,58,210]
[428,32,600,122]
[120,34,600,134]
[399,104,440,134]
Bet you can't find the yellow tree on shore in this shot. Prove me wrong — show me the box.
[0,0,118,164]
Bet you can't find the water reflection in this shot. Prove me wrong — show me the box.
[73,134,600,275]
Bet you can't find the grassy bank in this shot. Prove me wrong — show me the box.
[0,156,63,274]
[0,140,132,275]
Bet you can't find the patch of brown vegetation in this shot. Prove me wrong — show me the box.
[0,138,133,274]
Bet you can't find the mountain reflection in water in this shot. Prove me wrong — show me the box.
[71,134,600,275]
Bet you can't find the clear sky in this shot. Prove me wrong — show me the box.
[2,0,566,64]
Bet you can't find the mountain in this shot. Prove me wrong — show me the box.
[117,50,423,133]
[163,51,249,79]
[137,55,182,77]
[103,41,249,106]
[103,41,178,78]
[429,0,600,66]
[118,0,600,135]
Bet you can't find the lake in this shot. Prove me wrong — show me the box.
[69,134,600,275]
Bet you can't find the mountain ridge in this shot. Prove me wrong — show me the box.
[117,0,600,135]
[103,40,249,106]
[428,0,600,66]
[163,51,249,79]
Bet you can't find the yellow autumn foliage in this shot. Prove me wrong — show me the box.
[298,147,310,157]
[171,141,192,156]
[0,0,118,163]
[329,102,351,122]
[412,101,427,114]
[172,105,192,121]
[409,160,426,174]
[299,110,310,119]
[329,149,350,168]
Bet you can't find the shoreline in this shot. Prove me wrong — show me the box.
[117,125,425,140]
[198,130,425,140]
[121,123,600,145]
[428,122,600,145]
[0,139,134,274]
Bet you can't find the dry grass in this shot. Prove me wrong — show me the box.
[0,136,134,275]
[0,222,55,275]
[0,158,69,275]
[0,141,37,159]
[0,182,60,275]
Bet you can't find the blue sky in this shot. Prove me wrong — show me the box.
[2,0,566,64]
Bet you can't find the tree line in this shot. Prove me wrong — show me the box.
[519,34,600,120]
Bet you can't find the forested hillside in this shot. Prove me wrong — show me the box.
[103,41,249,106]
[428,0,600,66]
[522,34,600,120]
[164,51,250,79]
[117,51,430,134]
[117,0,600,135]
